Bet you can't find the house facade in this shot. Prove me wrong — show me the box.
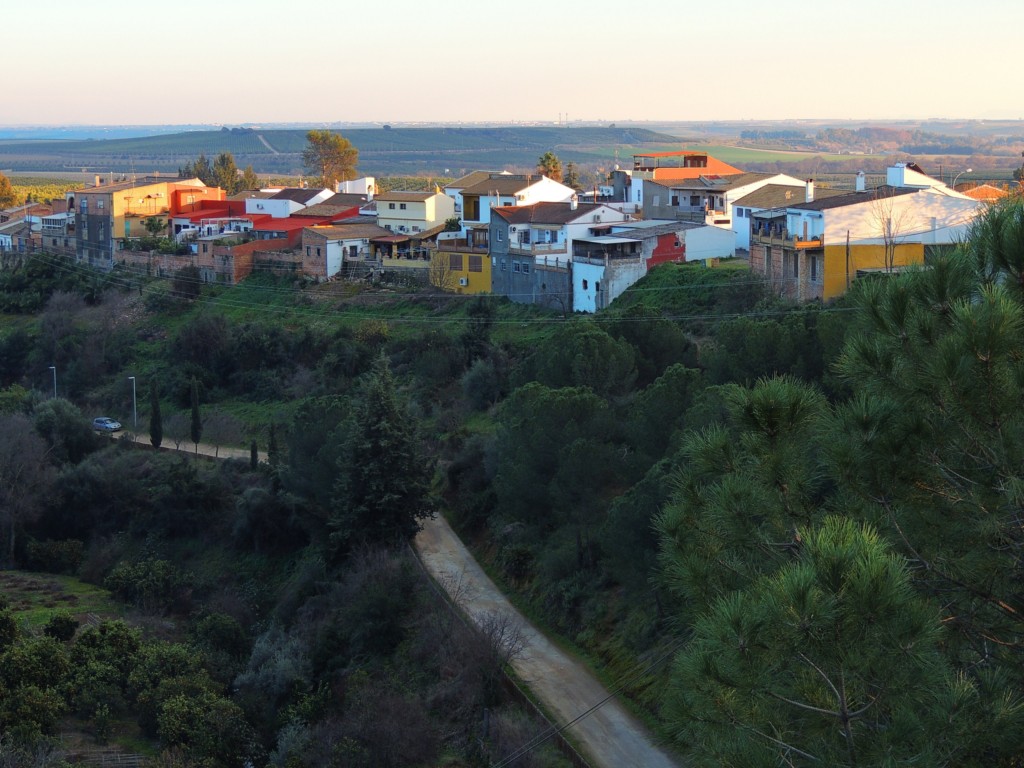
[489,202,629,308]
[459,174,575,229]
[301,222,392,279]
[72,176,223,268]
[375,191,455,234]
[749,167,983,301]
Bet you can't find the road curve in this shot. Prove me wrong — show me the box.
[415,514,681,768]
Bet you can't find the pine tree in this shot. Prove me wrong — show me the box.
[329,356,434,556]
[148,378,162,449]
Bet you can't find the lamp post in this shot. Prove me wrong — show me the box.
[48,366,56,398]
[128,376,137,429]
[952,168,973,190]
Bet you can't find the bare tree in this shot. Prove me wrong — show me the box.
[870,189,914,273]
[428,252,458,293]
[202,409,243,458]
[0,414,56,565]
[164,412,190,451]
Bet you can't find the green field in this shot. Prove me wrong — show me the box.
[0,125,681,177]
[1,570,121,627]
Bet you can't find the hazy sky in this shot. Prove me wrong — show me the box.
[3,0,1021,125]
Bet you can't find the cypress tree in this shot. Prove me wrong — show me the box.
[189,377,202,449]
[148,378,162,449]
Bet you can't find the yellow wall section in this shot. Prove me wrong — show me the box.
[822,242,924,300]
[436,251,491,294]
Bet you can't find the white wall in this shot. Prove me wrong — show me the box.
[572,258,646,313]
[245,198,296,219]
[521,177,576,205]
[684,225,736,260]
[819,189,982,245]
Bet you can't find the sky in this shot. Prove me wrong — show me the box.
[2,0,1022,125]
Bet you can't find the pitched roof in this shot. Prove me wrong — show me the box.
[648,172,775,192]
[293,203,361,219]
[460,174,546,196]
[229,190,277,201]
[269,188,328,204]
[962,184,1009,202]
[732,184,845,209]
[375,191,438,203]
[788,185,918,212]
[445,170,502,191]
[320,193,370,207]
[492,201,604,225]
[304,222,392,240]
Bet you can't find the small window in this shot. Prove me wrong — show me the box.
[203,244,208,253]
[582,279,588,290]
[690,195,700,206]
[500,260,506,271]
[316,247,321,257]
[468,255,482,272]
[496,229,503,242]
[306,246,311,256]
[513,262,521,273]
[399,203,407,210]
[595,281,600,291]
[449,253,463,271]
[522,263,530,274]
[389,203,396,209]
[97,199,104,209]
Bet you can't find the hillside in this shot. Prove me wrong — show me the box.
[0,125,677,177]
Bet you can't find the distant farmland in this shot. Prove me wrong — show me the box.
[0,126,682,177]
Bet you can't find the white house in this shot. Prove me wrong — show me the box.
[301,221,392,279]
[375,190,455,234]
[243,188,334,218]
[459,174,575,229]
[443,170,507,217]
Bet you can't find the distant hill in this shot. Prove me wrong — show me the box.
[0,126,679,177]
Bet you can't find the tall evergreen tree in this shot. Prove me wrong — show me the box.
[212,152,240,195]
[329,356,434,556]
[189,377,202,449]
[148,378,162,449]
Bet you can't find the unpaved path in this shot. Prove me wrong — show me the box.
[415,514,681,768]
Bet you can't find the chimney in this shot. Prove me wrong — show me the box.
[94,175,101,187]
[570,194,578,211]
[856,171,866,192]
[805,179,815,203]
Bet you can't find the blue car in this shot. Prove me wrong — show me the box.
[92,417,123,432]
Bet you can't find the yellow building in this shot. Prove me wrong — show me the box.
[430,248,491,294]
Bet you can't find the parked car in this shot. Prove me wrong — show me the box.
[92,416,122,432]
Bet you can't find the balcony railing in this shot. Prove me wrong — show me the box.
[509,242,566,256]
[751,224,823,250]
[438,238,488,253]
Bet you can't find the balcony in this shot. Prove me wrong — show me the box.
[438,237,488,253]
[751,223,823,250]
[509,241,567,257]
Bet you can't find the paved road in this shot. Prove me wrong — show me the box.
[415,514,681,768]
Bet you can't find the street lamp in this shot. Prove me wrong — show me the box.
[48,366,56,398]
[952,168,973,189]
[128,376,137,429]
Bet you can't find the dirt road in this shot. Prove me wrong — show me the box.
[415,514,681,768]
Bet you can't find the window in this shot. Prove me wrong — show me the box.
[80,200,88,213]
[582,279,588,290]
[513,262,521,273]
[595,281,600,292]
[500,260,506,271]
[522,263,530,274]
[690,195,700,206]
[449,253,463,271]
[412,226,420,232]
[97,199,104,209]
[399,203,407,210]
[316,247,321,257]
[496,229,503,242]
[468,255,482,272]
[385,224,392,231]
[203,244,208,253]
[671,195,679,206]
[792,255,798,278]
[388,203,396,209]
[306,246,311,256]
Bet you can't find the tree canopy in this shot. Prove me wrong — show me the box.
[302,130,359,189]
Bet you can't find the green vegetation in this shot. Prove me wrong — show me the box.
[2,198,1024,766]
